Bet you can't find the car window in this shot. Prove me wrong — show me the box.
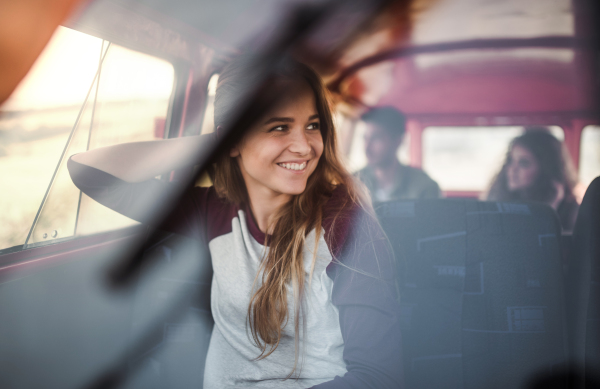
[422,126,564,192]
[0,27,103,250]
[15,32,174,248]
[200,73,219,135]
[194,73,219,188]
[579,125,600,188]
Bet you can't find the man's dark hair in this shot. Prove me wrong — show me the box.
[360,106,406,137]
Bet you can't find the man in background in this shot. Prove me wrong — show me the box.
[356,106,441,201]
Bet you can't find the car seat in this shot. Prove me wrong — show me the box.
[375,199,567,389]
[567,176,600,388]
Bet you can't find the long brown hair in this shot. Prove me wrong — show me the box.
[487,128,579,229]
[210,55,366,373]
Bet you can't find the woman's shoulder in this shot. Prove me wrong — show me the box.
[189,184,219,203]
[187,185,245,241]
[323,184,357,213]
[322,185,397,284]
[559,195,579,232]
[322,185,362,228]
[322,185,381,258]
[189,185,240,216]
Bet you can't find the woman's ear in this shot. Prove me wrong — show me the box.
[222,126,242,157]
[230,146,240,158]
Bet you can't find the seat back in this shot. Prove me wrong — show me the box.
[376,199,567,389]
[125,232,214,389]
[377,200,467,389]
[568,176,600,387]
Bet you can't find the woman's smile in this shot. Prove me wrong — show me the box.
[276,160,308,172]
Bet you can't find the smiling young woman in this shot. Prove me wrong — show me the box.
[68,56,402,388]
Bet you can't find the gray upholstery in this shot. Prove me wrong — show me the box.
[375,199,567,389]
[568,176,600,387]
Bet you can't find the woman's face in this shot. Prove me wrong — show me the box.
[230,81,324,201]
[506,144,540,191]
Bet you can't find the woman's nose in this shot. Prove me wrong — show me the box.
[288,128,312,155]
[507,163,518,178]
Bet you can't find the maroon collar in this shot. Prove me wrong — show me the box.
[243,202,269,246]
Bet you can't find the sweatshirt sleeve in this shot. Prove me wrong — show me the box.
[313,191,404,389]
[67,156,211,241]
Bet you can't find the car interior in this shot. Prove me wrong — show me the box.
[0,0,599,388]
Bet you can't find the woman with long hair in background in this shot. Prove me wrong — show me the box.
[487,128,579,232]
[68,55,402,388]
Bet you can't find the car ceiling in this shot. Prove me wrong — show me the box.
[68,0,595,116]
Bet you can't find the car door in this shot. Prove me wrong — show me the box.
[0,26,215,389]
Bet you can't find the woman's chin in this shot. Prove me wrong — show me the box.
[507,181,521,192]
[283,187,307,196]
[508,185,527,193]
[277,181,308,196]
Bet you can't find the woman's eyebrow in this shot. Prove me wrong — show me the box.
[263,117,294,125]
[262,114,319,125]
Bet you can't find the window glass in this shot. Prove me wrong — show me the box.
[192,74,220,188]
[200,73,219,135]
[333,111,354,163]
[580,125,600,187]
[423,126,564,191]
[0,27,102,250]
[13,34,174,248]
[72,44,174,238]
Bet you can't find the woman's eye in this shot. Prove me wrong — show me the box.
[269,125,287,132]
[307,122,320,130]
